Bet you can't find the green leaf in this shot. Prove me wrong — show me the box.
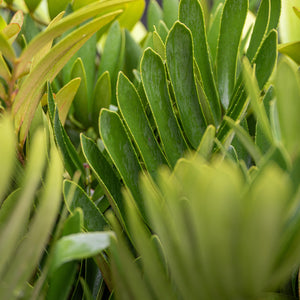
[98,21,125,105]
[14,11,121,145]
[55,77,81,125]
[47,0,70,19]
[99,109,146,218]
[64,180,108,231]
[117,72,168,179]
[217,0,248,109]
[147,0,163,31]
[92,71,111,128]
[47,83,85,178]
[255,86,274,154]
[196,125,216,160]
[46,210,82,300]
[0,33,15,62]
[71,58,89,127]
[0,117,15,204]
[268,0,281,32]
[246,0,269,61]
[0,146,63,298]
[24,0,42,12]
[141,48,188,167]
[0,190,20,229]
[0,54,11,82]
[207,3,223,64]
[152,31,166,60]
[80,134,125,226]
[49,232,112,275]
[278,41,300,65]
[123,29,142,81]
[162,0,179,28]
[179,0,221,124]
[166,21,207,148]
[275,59,300,156]
[225,116,262,165]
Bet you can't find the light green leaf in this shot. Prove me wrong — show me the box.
[13,11,120,145]
[179,0,221,124]
[196,125,216,160]
[275,59,300,156]
[0,33,15,62]
[0,117,15,204]
[278,41,300,65]
[49,232,112,275]
[217,0,248,109]
[0,54,11,82]
[152,31,165,60]
[117,72,168,179]
[166,21,207,148]
[55,77,81,125]
[141,48,188,167]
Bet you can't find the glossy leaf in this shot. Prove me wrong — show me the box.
[217,0,248,109]
[117,72,168,179]
[166,21,207,148]
[141,48,188,167]
[49,232,112,275]
[179,0,221,124]
[64,180,108,231]
[99,109,146,217]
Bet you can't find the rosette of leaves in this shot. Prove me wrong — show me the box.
[80,0,280,227]
[110,154,300,300]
